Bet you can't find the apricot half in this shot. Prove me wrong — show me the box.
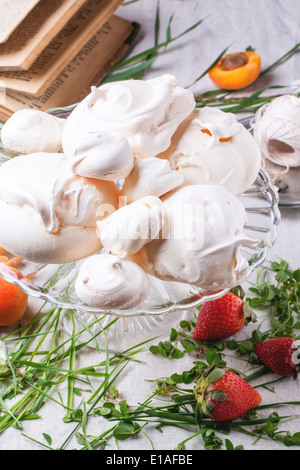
[209,51,261,90]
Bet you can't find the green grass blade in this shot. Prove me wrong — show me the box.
[187,46,230,87]
[259,42,300,78]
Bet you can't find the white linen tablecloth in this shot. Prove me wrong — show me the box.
[0,0,300,451]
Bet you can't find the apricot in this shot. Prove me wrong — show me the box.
[209,51,261,90]
[0,254,28,326]
[0,275,28,326]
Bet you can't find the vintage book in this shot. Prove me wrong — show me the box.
[0,0,41,44]
[0,0,93,71]
[0,0,125,96]
[0,16,137,121]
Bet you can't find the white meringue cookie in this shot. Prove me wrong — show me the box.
[69,132,134,182]
[75,254,151,310]
[62,74,195,158]
[252,94,300,168]
[0,153,120,263]
[97,196,165,256]
[159,107,261,196]
[121,156,184,203]
[130,185,257,291]
[1,110,66,154]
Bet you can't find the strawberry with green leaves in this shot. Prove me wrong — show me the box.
[193,286,255,341]
[194,367,262,421]
[255,337,300,378]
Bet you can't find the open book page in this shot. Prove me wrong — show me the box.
[0,0,41,44]
[0,0,124,96]
[0,0,90,70]
[0,16,135,121]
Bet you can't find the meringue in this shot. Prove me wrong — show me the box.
[159,107,261,196]
[121,156,184,203]
[130,185,257,291]
[75,254,151,310]
[252,94,300,168]
[97,196,165,256]
[1,110,66,154]
[70,132,134,182]
[62,74,195,158]
[0,152,119,263]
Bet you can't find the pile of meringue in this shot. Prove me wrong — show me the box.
[0,74,262,311]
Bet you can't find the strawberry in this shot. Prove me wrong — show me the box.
[193,287,255,341]
[254,337,300,377]
[194,367,262,421]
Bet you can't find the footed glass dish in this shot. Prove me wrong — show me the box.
[0,110,280,349]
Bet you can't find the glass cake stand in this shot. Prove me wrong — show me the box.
[0,111,281,350]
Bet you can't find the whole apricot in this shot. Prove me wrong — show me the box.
[0,276,28,326]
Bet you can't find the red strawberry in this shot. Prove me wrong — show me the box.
[255,337,300,377]
[193,287,255,341]
[194,367,262,421]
